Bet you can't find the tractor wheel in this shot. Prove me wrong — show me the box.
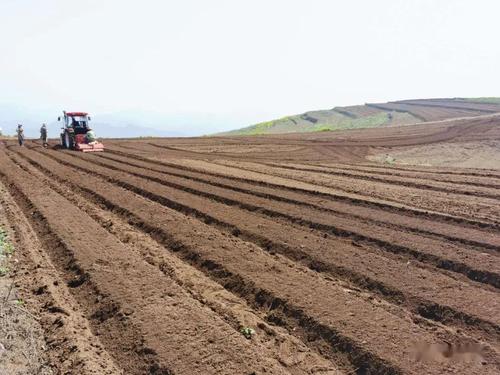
[63,132,74,149]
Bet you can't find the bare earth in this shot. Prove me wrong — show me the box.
[369,140,500,169]
[0,114,499,374]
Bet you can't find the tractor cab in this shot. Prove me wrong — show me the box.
[61,112,90,133]
[58,111,104,152]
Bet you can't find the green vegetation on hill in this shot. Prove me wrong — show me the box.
[227,117,293,136]
[218,108,418,136]
[311,112,390,132]
[217,97,500,136]
[463,97,500,104]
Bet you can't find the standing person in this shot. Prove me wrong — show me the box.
[16,124,24,146]
[40,123,48,147]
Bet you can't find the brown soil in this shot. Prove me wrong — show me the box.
[0,189,53,375]
[0,115,499,374]
[369,140,500,169]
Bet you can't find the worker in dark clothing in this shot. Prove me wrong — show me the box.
[40,123,48,147]
[16,124,24,146]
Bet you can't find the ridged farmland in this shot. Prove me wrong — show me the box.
[0,114,499,374]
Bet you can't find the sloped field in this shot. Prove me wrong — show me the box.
[223,98,500,135]
[0,117,499,374]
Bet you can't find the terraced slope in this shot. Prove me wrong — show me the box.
[222,97,500,135]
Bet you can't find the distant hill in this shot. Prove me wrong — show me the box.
[218,97,500,136]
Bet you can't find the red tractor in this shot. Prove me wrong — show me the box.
[58,111,104,152]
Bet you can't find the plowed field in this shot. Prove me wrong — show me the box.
[0,116,499,374]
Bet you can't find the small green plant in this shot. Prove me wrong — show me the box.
[15,299,25,306]
[0,227,15,277]
[3,243,14,255]
[240,327,256,339]
[0,228,6,242]
[384,155,396,165]
[0,228,14,257]
[0,266,9,277]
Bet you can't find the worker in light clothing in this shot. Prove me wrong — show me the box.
[86,128,97,144]
[40,123,48,147]
[16,124,24,146]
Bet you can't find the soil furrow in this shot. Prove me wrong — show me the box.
[94,150,500,252]
[0,164,173,374]
[8,147,493,374]
[209,159,500,224]
[16,148,500,346]
[0,180,123,374]
[265,162,500,193]
[3,113,500,375]
[7,149,343,375]
[48,148,500,289]
[0,150,298,375]
[308,162,500,188]
[4,154,404,374]
[318,161,500,179]
[107,145,500,232]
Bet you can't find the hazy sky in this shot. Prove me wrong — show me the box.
[1,0,499,132]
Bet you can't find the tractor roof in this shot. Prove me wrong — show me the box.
[66,112,88,116]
